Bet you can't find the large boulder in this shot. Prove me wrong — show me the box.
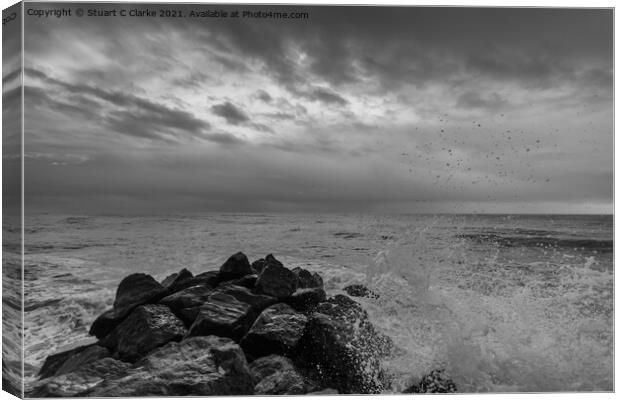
[285,287,327,312]
[89,273,168,339]
[249,355,318,395]
[29,358,131,397]
[403,369,457,393]
[168,284,276,326]
[85,336,254,396]
[255,263,298,299]
[160,268,194,293]
[296,295,392,393]
[158,284,215,323]
[113,273,168,310]
[240,303,308,360]
[213,284,277,317]
[99,304,186,362]
[38,344,110,379]
[186,293,256,341]
[219,252,253,282]
[292,267,323,288]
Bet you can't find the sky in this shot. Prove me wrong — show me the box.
[10,4,613,214]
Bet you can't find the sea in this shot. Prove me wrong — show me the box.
[3,213,614,393]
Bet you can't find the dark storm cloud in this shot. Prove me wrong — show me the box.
[25,68,215,143]
[211,101,250,125]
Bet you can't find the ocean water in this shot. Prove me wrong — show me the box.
[7,213,613,393]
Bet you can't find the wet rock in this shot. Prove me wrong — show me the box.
[159,284,215,323]
[241,303,308,360]
[255,263,298,298]
[297,296,391,394]
[403,369,457,393]
[186,293,256,341]
[85,336,254,396]
[315,295,393,357]
[249,355,317,394]
[38,344,110,379]
[292,267,324,288]
[285,287,327,312]
[100,304,186,362]
[219,252,253,282]
[213,284,277,316]
[29,358,131,397]
[229,274,258,289]
[343,284,379,299]
[160,268,194,293]
[113,273,168,310]
[89,273,168,339]
[251,254,283,274]
[190,270,221,287]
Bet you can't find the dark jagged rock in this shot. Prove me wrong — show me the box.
[403,369,457,393]
[292,267,324,289]
[241,303,308,360]
[38,344,110,379]
[159,284,215,323]
[88,336,253,397]
[229,274,258,289]
[160,268,194,293]
[249,355,318,395]
[99,304,186,362]
[297,295,392,393]
[113,273,168,310]
[255,263,298,298]
[343,284,379,299]
[219,252,253,282]
[29,358,131,397]
[190,270,221,287]
[285,287,327,312]
[213,284,277,317]
[251,254,283,274]
[186,293,256,341]
[89,273,168,339]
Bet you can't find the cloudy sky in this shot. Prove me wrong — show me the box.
[14,4,613,214]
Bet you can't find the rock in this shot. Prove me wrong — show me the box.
[29,358,131,397]
[219,252,253,282]
[113,273,168,310]
[84,336,254,396]
[160,268,194,293]
[99,304,186,362]
[249,355,317,395]
[292,267,323,288]
[191,270,221,286]
[229,274,258,289]
[255,263,298,298]
[186,293,256,341]
[159,284,215,323]
[251,259,267,274]
[343,284,378,299]
[251,254,283,274]
[403,369,457,393]
[213,284,277,317]
[89,273,168,339]
[297,297,392,393]
[240,303,308,360]
[285,287,326,312]
[38,344,110,379]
